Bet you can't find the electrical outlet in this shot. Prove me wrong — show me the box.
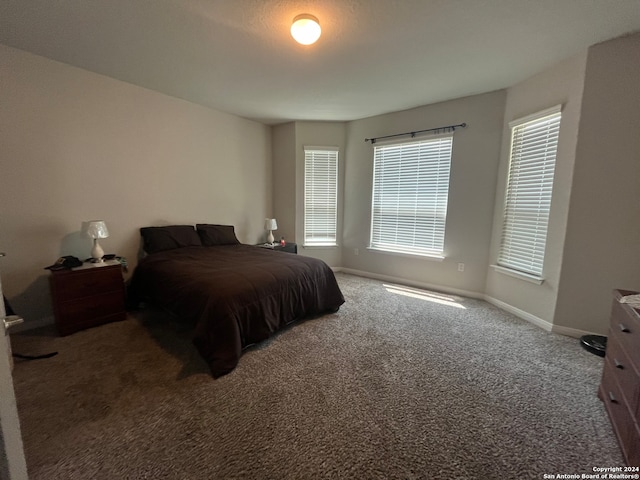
[457,263,465,272]
[354,248,359,256]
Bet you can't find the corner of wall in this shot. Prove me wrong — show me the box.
[484,49,589,327]
[552,31,640,335]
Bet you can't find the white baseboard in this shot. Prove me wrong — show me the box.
[12,268,599,340]
[335,267,592,338]
[483,295,553,332]
[483,295,601,338]
[337,267,484,299]
[550,324,596,339]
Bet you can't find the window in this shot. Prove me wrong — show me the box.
[497,106,562,279]
[304,147,338,246]
[370,135,453,257]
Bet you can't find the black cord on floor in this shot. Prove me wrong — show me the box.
[12,352,58,360]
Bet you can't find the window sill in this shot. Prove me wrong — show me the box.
[491,265,544,285]
[302,244,338,249]
[367,247,445,261]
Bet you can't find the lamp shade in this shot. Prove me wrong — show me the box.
[86,220,109,239]
[265,218,278,231]
[291,14,321,45]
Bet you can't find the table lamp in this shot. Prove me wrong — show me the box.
[265,218,277,245]
[86,220,109,262]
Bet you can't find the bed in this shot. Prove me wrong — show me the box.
[128,224,345,377]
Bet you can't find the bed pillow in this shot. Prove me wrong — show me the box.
[196,224,241,246]
[140,225,202,254]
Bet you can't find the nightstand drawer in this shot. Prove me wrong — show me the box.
[49,260,126,335]
[52,265,123,301]
[55,290,126,335]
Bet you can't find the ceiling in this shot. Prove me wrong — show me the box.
[1,0,639,125]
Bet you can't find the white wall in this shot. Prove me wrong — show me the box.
[271,34,639,338]
[0,45,272,327]
[272,122,296,244]
[294,122,346,267]
[342,91,506,296]
[484,51,588,326]
[5,33,638,337]
[553,33,640,335]
[271,121,346,267]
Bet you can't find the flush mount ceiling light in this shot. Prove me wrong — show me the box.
[291,14,321,45]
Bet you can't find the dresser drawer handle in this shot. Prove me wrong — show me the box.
[618,323,630,333]
[608,391,618,403]
[613,359,624,369]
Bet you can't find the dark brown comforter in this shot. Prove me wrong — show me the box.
[128,245,345,377]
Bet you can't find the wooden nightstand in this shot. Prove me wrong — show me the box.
[49,260,126,336]
[256,242,297,254]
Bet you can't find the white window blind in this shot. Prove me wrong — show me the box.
[498,106,562,278]
[304,147,338,246]
[370,135,453,257]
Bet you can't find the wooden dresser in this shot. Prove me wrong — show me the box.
[599,289,640,466]
[50,260,126,336]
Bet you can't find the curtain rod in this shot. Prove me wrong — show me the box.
[365,123,467,144]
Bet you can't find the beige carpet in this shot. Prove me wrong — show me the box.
[10,273,623,479]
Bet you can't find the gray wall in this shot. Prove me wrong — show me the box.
[280,32,640,337]
[554,33,640,334]
[272,122,296,243]
[342,91,506,296]
[4,32,640,336]
[0,45,272,328]
[272,121,346,267]
[485,32,640,336]
[484,51,588,327]
[294,122,346,267]
[273,92,507,294]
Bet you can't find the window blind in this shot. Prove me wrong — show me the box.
[304,147,338,246]
[370,135,453,256]
[498,107,562,277]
